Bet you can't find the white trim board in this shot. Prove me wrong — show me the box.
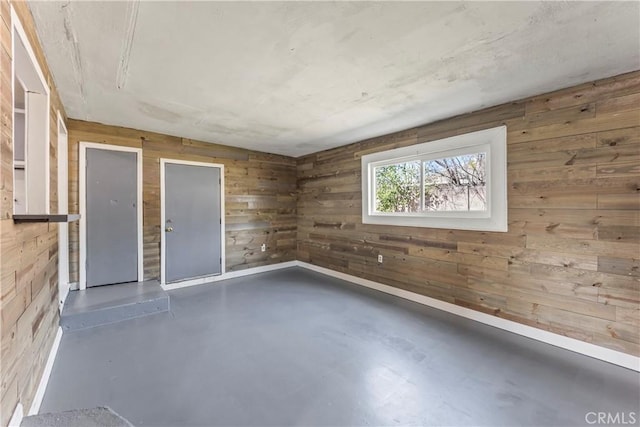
[296,261,640,372]
[158,259,638,371]
[79,142,144,290]
[16,260,637,425]
[8,327,63,425]
[57,112,70,313]
[29,326,63,416]
[160,158,226,285]
[162,261,297,291]
[8,403,23,427]
[11,5,51,215]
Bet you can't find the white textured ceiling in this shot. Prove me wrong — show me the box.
[30,1,639,157]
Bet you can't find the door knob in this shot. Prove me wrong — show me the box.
[165,227,173,232]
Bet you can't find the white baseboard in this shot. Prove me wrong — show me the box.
[296,261,640,372]
[131,258,640,370]
[161,261,298,291]
[17,263,294,419]
[4,258,634,427]
[8,402,23,427]
[29,326,63,415]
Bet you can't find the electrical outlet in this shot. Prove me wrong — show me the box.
[378,254,383,263]
[261,243,266,252]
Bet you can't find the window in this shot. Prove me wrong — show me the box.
[12,7,50,214]
[362,126,507,232]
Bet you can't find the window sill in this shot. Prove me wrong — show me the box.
[362,215,507,232]
[13,214,81,223]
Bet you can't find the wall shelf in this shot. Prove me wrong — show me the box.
[13,214,80,223]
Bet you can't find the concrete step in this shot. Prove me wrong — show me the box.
[60,281,169,331]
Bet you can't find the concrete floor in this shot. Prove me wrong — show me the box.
[41,267,639,426]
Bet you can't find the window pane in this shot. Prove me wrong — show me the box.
[374,161,421,213]
[423,153,487,212]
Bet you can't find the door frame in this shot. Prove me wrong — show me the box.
[79,142,143,290]
[160,158,225,285]
[57,112,69,311]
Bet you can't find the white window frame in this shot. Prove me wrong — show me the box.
[11,6,50,214]
[361,125,507,232]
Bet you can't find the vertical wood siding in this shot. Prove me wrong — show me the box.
[297,71,640,357]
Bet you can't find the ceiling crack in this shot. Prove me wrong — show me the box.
[61,1,89,120]
[116,0,140,90]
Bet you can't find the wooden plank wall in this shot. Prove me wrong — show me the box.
[66,120,297,283]
[0,6,636,425]
[297,71,640,357]
[0,1,67,425]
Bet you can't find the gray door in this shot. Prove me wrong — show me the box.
[86,148,138,287]
[165,163,221,283]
